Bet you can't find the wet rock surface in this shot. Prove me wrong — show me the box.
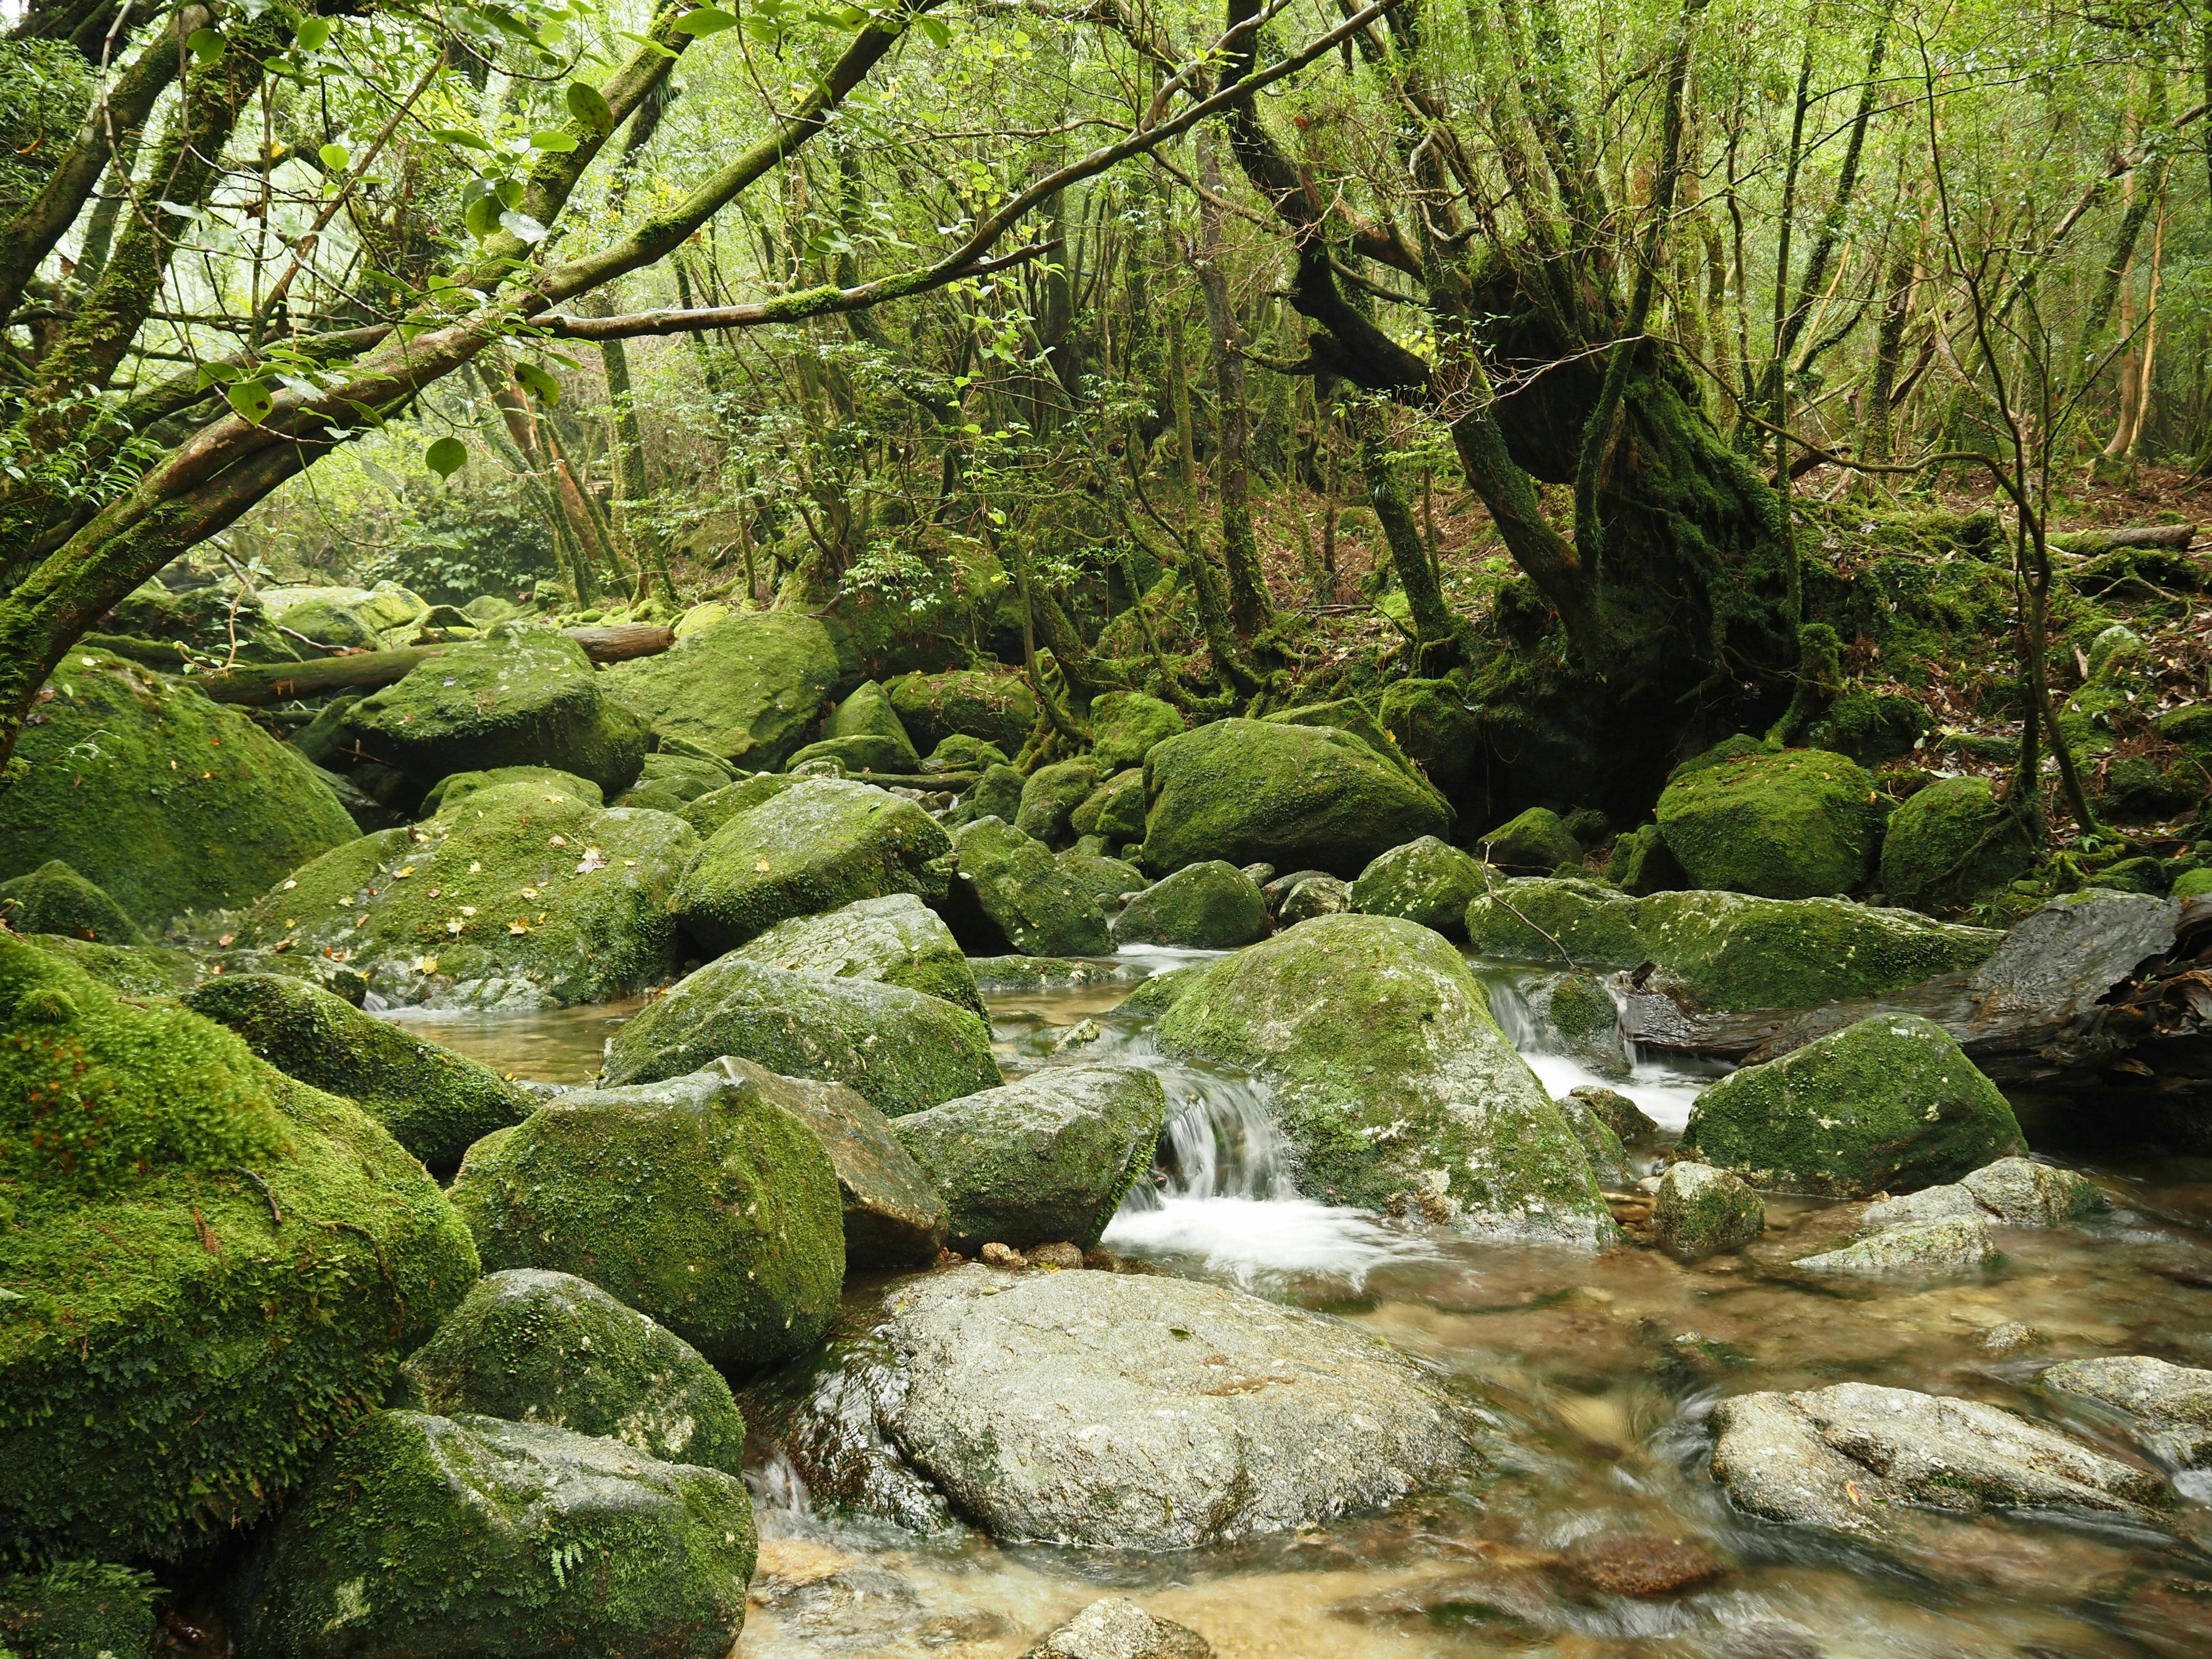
[1021,1597,1214,1659]
[2043,1356,2212,1467]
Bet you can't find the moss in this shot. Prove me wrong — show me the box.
[603,610,840,769]
[1070,768,1146,841]
[730,892,984,1017]
[674,778,952,955]
[1552,1091,1631,1186]
[824,680,916,751]
[0,1560,158,1658]
[614,752,737,813]
[1478,807,1581,873]
[1112,861,1268,948]
[2173,867,2212,900]
[0,863,143,946]
[1652,1163,1764,1262]
[1679,1013,2024,1197]
[1809,691,1928,768]
[14,934,198,999]
[1348,836,1485,938]
[397,1270,747,1476]
[783,733,923,775]
[277,597,382,651]
[923,733,1008,772]
[887,669,1036,755]
[0,652,358,929]
[183,974,530,1174]
[1088,691,1185,771]
[1057,849,1147,908]
[1656,747,1878,898]
[419,765,602,816]
[0,936,479,1563]
[1601,824,1687,895]
[449,1066,843,1372]
[237,779,694,1010]
[679,772,794,838]
[1465,877,1649,967]
[1375,678,1480,791]
[942,818,1112,956]
[1014,760,1103,844]
[1878,778,2037,914]
[1114,962,1208,1015]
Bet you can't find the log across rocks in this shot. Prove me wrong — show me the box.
[191,623,676,705]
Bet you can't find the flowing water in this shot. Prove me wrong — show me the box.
[413,960,2212,1659]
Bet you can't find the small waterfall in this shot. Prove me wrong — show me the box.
[1145,1063,1296,1203]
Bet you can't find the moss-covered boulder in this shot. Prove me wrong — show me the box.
[679,772,794,838]
[1655,747,1878,899]
[1528,971,1629,1079]
[1464,876,1648,967]
[673,778,952,955]
[1879,777,2038,914]
[1350,836,1487,938]
[1603,824,1688,895]
[961,762,1027,826]
[922,733,1008,773]
[1553,1090,1633,1187]
[602,609,839,769]
[730,892,983,1017]
[0,652,358,929]
[1376,679,1480,791]
[0,935,479,1562]
[1569,1084,1658,1145]
[1152,914,1615,1244]
[237,780,694,1010]
[887,668,1036,755]
[599,958,999,1115]
[1651,1163,1764,1262]
[1089,691,1185,771]
[14,932,199,998]
[1478,807,1582,874]
[1070,767,1147,842]
[890,1066,1167,1250]
[613,751,736,813]
[419,764,603,816]
[941,817,1112,956]
[276,596,382,651]
[449,1066,843,1373]
[1014,759,1103,844]
[1679,1013,2025,1197]
[1057,849,1149,910]
[396,1269,747,1475]
[817,679,919,768]
[228,1411,754,1659]
[782,733,921,777]
[183,973,531,1174]
[0,1561,158,1659]
[0,860,144,946]
[1277,872,1351,925]
[1111,861,1269,949]
[345,629,649,802]
[1139,719,1453,878]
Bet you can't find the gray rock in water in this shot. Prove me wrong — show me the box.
[1961,1157,2108,1225]
[1653,1162,1764,1262]
[731,891,984,1017]
[865,1266,1471,1548]
[1710,1381,2168,1544]
[1022,1599,1213,1659]
[1791,1217,1998,1278]
[1860,1183,1987,1231]
[2043,1355,2212,1467]
[1555,1092,1633,1187]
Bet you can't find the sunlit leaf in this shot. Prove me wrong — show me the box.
[187,27,225,65]
[297,17,332,51]
[426,436,468,478]
[513,361,561,403]
[226,380,275,425]
[914,14,949,46]
[434,126,494,150]
[318,142,351,172]
[464,194,502,238]
[529,130,579,151]
[566,81,613,132]
[673,7,737,34]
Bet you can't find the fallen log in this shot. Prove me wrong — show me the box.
[2050,524,2196,555]
[190,624,675,704]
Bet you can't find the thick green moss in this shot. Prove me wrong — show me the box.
[0,936,479,1562]
[1679,1013,2025,1196]
[1651,1162,1765,1262]
[1349,836,1486,938]
[887,668,1036,755]
[679,772,794,837]
[183,974,531,1173]
[821,679,919,766]
[1014,759,1103,844]
[0,652,358,929]
[962,763,1025,826]
[783,733,919,775]
[942,818,1112,956]
[1088,691,1185,771]
[1464,877,1649,967]
[614,752,737,813]
[923,733,1008,772]
[419,765,603,816]
[730,892,984,1017]
[1112,861,1268,948]
[1375,678,1479,791]
[1879,778,2037,914]
[0,862,143,946]
[674,779,952,955]
[603,610,840,769]
[1602,824,1687,895]
[0,1560,158,1658]
[228,1411,754,1659]
[449,1066,843,1372]
[1058,849,1148,909]
[15,934,198,999]
[1478,807,1581,873]
[237,781,695,1010]
[398,1270,747,1475]
[1656,747,1878,898]
[1070,768,1146,841]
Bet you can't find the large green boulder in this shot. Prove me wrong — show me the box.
[731,892,984,1017]
[0,1562,158,1659]
[599,958,1000,1115]
[1655,746,1878,898]
[345,628,649,802]
[1879,777,2038,914]
[602,609,840,769]
[1350,836,1486,938]
[0,935,479,1562]
[1464,876,1647,967]
[1058,848,1149,910]
[396,1269,747,1476]
[13,932,199,999]
[941,817,1112,956]
[1070,767,1147,842]
[1150,914,1615,1244]
[1111,861,1269,949]
[0,860,143,946]
[1139,719,1453,878]
[1014,759,1103,844]
[419,764,603,816]
[228,1411,754,1659]
[0,651,358,929]
[1603,824,1688,895]
[961,762,1026,825]
[819,679,919,767]
[921,733,1008,774]
[237,779,695,1010]
[890,1066,1168,1250]
[1478,806,1581,873]
[1089,691,1185,771]
[782,733,921,777]
[1678,1013,2025,1197]
[612,751,735,813]
[276,596,383,651]
[887,668,1036,755]
[449,1066,843,1373]
[672,778,952,955]
[183,973,531,1174]
[679,772,794,838]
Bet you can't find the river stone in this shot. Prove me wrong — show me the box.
[873,1266,1469,1548]
[731,892,984,1018]
[237,779,695,1010]
[924,733,1010,774]
[2042,1357,2212,1467]
[675,778,952,956]
[615,751,737,813]
[1554,1092,1633,1187]
[1678,1014,2025,1197]
[784,733,921,776]
[1880,777,2038,914]
[1070,768,1147,842]
[1653,1163,1764,1262]
[1527,971,1629,1079]
[827,679,919,753]
[1961,1156,2108,1225]
[228,1412,755,1659]
[1138,718,1453,879]
[600,957,999,1116]
[1350,836,1487,938]
[0,935,478,1563]
[0,651,359,930]
[1153,914,1615,1245]
[449,1065,843,1374]
[1569,1085,1659,1145]
[1023,1599,1213,1659]
[0,859,144,946]
[942,817,1113,956]
[1478,807,1581,874]
[888,668,1037,755]
[1656,747,1877,899]
[184,972,531,1173]
[1859,1184,1987,1232]
[1112,861,1268,949]
[1604,824,1689,895]
[1058,849,1149,910]
[1709,1382,2166,1544]
[397,1269,747,1476]
[962,762,1027,827]
[1089,691,1187,772]
[603,609,840,768]
[969,956,1150,990]
[1791,1217,1999,1277]
[889,1066,1168,1251]
[1016,760,1104,844]
[419,764,603,816]
[1277,872,1352,926]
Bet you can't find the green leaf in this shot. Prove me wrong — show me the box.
[494,177,525,210]
[499,209,550,244]
[296,16,331,51]
[513,362,561,404]
[187,27,225,65]
[673,7,737,33]
[226,380,275,425]
[195,361,243,388]
[615,29,678,57]
[434,126,494,150]
[528,130,579,151]
[566,81,613,132]
[914,14,949,46]
[425,436,469,478]
[317,142,351,172]
[464,194,503,238]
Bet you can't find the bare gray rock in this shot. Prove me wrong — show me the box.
[1960,1157,2108,1225]
[1021,1599,1213,1659]
[1792,1217,1997,1277]
[1860,1183,1987,1231]
[2043,1355,2212,1467]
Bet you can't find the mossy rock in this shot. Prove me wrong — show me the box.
[0,652,358,930]
[0,861,143,946]
[599,959,999,1116]
[2096,757,2200,824]
[1070,768,1146,842]
[1139,719,1453,879]
[782,733,922,777]
[0,935,479,1562]
[1464,877,1647,967]
[602,609,840,769]
[227,1411,754,1659]
[960,762,1027,827]
[612,751,736,813]
[673,778,952,955]
[1652,1163,1764,1262]
[887,669,1037,755]
[0,1561,158,1659]
[108,580,300,666]
[730,892,984,1017]
[1809,691,1928,768]
[1679,1013,2025,1197]
[1478,806,1581,874]
[1376,678,1479,791]
[823,680,918,762]
[1603,824,1688,895]
[1656,747,1878,898]
[1349,836,1486,938]
[450,1066,843,1374]
[1567,1084,1658,1145]
[183,973,531,1175]
[891,1066,1168,1251]
[1879,778,2037,914]
[679,772,794,838]
[1533,971,1629,1079]
[13,933,198,999]
[1088,691,1185,771]
[1552,1090,1632,1186]
[1014,759,1103,844]
[1278,872,1351,925]
[1112,860,1268,949]
[2174,867,2212,900]
[941,818,1112,957]
[397,1270,747,1476]
[419,764,603,816]
[2153,703,2212,754]
[1056,849,1149,910]
[346,628,649,802]
[238,780,695,1010]
[1262,699,1419,779]
[922,733,1008,773]
[1153,914,1615,1244]
[275,596,382,651]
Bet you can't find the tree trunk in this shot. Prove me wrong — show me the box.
[1195,132,1268,635]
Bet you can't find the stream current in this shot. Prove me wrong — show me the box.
[400,954,2212,1659]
